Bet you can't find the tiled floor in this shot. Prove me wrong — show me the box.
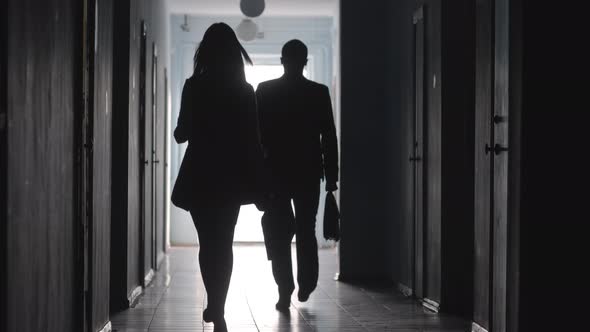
[111,245,469,332]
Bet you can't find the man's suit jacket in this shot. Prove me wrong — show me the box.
[256,75,339,193]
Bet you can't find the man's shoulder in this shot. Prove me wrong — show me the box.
[310,81,328,92]
[257,78,282,91]
[305,79,328,92]
[297,78,327,93]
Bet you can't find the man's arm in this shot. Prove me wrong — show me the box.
[319,86,339,191]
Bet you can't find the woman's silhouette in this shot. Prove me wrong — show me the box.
[172,22,262,332]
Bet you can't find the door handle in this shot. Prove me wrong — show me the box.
[409,155,422,162]
[84,138,94,152]
[493,115,506,124]
[153,160,160,164]
[485,143,509,155]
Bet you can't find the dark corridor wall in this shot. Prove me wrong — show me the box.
[0,0,7,329]
[92,0,114,330]
[111,0,168,310]
[110,0,132,310]
[439,0,476,317]
[514,2,585,331]
[3,0,168,330]
[396,0,418,293]
[341,0,474,319]
[339,0,402,281]
[4,0,80,331]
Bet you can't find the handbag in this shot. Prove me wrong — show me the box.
[323,191,340,241]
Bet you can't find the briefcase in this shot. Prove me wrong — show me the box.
[323,192,340,241]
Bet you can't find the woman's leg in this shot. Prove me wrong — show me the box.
[190,202,240,320]
[190,207,216,314]
[211,204,239,316]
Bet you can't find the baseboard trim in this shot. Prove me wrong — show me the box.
[422,298,440,313]
[128,285,142,307]
[397,283,413,297]
[472,322,488,332]
[98,321,112,332]
[144,268,155,286]
[333,273,394,286]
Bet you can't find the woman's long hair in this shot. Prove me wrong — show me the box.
[193,22,253,81]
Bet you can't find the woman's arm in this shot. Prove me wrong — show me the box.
[174,79,193,144]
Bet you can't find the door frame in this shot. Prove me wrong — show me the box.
[493,0,521,331]
[75,0,97,331]
[0,0,7,328]
[138,20,154,286]
[84,0,97,329]
[150,42,159,270]
[163,67,169,256]
[411,4,426,301]
[505,1,521,330]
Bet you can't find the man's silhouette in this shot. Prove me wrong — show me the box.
[256,39,339,311]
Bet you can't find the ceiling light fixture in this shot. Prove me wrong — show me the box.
[240,0,265,18]
[236,18,258,42]
[180,14,190,32]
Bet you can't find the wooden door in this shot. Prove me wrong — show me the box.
[161,68,169,258]
[150,43,159,270]
[473,0,493,330]
[491,0,510,330]
[473,0,515,331]
[81,1,97,330]
[90,0,114,330]
[412,6,426,300]
[138,20,153,286]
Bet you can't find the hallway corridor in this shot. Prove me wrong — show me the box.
[6,1,581,331]
[112,246,469,332]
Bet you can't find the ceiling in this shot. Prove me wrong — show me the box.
[167,0,337,17]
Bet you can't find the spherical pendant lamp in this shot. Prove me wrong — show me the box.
[236,18,258,41]
[240,0,265,18]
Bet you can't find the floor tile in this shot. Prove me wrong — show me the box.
[112,245,469,332]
